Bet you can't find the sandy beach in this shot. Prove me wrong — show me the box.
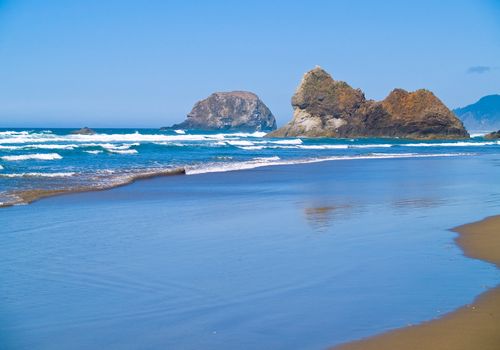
[2,156,499,349]
[333,215,500,350]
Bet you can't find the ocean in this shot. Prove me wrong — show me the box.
[1,128,500,349]
[0,128,498,206]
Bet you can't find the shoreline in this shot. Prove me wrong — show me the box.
[0,167,186,208]
[332,215,500,350]
[0,152,472,208]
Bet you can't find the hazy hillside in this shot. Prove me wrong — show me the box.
[454,95,500,132]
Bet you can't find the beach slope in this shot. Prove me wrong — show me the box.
[333,216,500,350]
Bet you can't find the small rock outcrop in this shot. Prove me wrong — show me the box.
[485,130,500,139]
[268,67,469,139]
[169,91,276,132]
[71,127,96,135]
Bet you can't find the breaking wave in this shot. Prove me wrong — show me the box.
[0,172,75,178]
[1,153,63,161]
[185,152,472,175]
[0,130,267,144]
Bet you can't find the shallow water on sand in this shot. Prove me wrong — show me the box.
[1,155,500,349]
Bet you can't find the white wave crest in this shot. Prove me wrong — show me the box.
[352,144,393,148]
[0,129,269,145]
[252,157,281,162]
[186,153,473,175]
[470,132,488,138]
[107,149,138,155]
[237,143,394,150]
[0,172,75,178]
[174,129,186,134]
[0,143,78,150]
[299,145,349,150]
[25,144,77,150]
[227,140,255,146]
[0,131,29,136]
[401,141,499,147]
[270,139,303,145]
[1,153,63,161]
[238,146,266,150]
[225,131,266,138]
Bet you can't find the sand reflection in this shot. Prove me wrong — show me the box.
[304,204,354,232]
[392,197,446,211]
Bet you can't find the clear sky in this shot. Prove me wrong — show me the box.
[0,0,499,127]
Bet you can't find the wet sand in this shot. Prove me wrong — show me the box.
[333,215,500,350]
[0,167,186,207]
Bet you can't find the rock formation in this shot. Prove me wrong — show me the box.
[484,130,500,139]
[169,91,276,132]
[268,67,469,139]
[71,127,96,135]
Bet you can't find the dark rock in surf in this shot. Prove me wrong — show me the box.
[71,127,96,135]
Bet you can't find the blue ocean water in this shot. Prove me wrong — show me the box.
[0,128,498,206]
[1,129,500,349]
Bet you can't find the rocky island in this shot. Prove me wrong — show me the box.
[71,127,96,135]
[167,91,276,132]
[485,130,500,139]
[268,67,469,139]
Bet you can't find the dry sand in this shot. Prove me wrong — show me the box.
[333,215,500,350]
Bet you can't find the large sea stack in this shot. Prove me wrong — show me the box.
[169,91,276,132]
[268,67,469,139]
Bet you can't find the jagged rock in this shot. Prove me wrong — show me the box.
[71,127,96,135]
[484,130,500,139]
[268,67,469,139]
[168,91,276,132]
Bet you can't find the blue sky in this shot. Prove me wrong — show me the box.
[0,0,498,127]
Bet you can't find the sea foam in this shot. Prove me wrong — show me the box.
[0,131,266,144]
[0,172,75,178]
[1,153,63,161]
[185,153,473,175]
[401,141,499,147]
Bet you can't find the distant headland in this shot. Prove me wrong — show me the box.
[454,95,500,132]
